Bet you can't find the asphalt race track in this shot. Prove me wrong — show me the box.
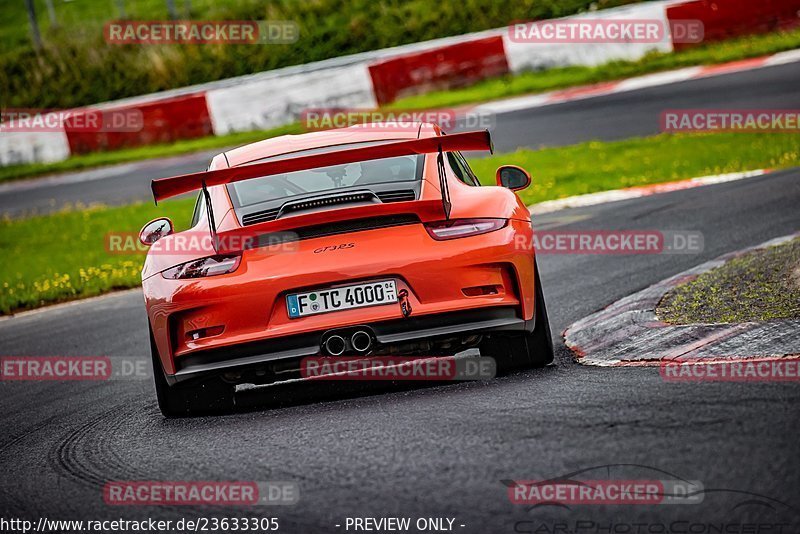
[1,60,799,218]
[1,165,799,530]
[2,55,800,531]
[485,59,800,152]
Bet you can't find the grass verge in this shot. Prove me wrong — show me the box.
[2,30,799,184]
[469,132,800,205]
[657,238,800,324]
[2,131,799,315]
[0,198,193,315]
[390,28,800,110]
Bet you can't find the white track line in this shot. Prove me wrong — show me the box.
[476,50,800,116]
[529,169,770,214]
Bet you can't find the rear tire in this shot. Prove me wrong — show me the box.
[150,326,234,417]
[481,262,554,374]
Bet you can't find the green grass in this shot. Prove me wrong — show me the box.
[2,130,799,315]
[0,0,201,53]
[0,198,194,315]
[469,132,800,205]
[0,123,304,184]
[390,28,800,110]
[657,238,800,324]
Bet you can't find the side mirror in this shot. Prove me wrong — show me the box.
[139,217,174,246]
[496,165,531,191]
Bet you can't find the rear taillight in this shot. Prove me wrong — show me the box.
[161,254,241,279]
[425,218,507,240]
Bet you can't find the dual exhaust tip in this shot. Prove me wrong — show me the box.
[323,330,372,356]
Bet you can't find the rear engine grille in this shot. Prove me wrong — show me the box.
[242,208,280,226]
[242,190,416,226]
[376,189,416,203]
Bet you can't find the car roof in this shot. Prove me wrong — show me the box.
[221,122,442,168]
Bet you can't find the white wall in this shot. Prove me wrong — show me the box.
[206,63,378,135]
[503,2,675,73]
[0,131,71,167]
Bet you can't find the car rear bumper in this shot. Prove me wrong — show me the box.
[144,219,536,376]
[166,306,533,385]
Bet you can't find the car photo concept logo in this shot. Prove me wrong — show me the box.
[507,465,798,533]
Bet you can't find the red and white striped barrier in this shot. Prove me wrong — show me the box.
[368,36,510,106]
[667,0,800,50]
[66,94,212,154]
[2,0,798,166]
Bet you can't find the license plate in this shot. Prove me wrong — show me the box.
[286,280,398,319]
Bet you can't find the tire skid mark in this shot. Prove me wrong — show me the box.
[0,382,122,514]
[0,383,108,453]
[46,398,218,517]
[49,399,151,489]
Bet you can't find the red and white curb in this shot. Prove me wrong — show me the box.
[528,169,771,215]
[5,0,800,168]
[476,49,800,115]
[563,232,800,367]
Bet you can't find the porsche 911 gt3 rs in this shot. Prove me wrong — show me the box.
[140,122,553,416]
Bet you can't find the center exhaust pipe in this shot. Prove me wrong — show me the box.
[351,330,373,353]
[323,334,347,356]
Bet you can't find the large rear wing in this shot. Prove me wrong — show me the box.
[151,130,493,202]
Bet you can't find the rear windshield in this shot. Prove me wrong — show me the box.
[228,141,424,208]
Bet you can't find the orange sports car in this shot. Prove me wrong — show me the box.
[140,122,552,416]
